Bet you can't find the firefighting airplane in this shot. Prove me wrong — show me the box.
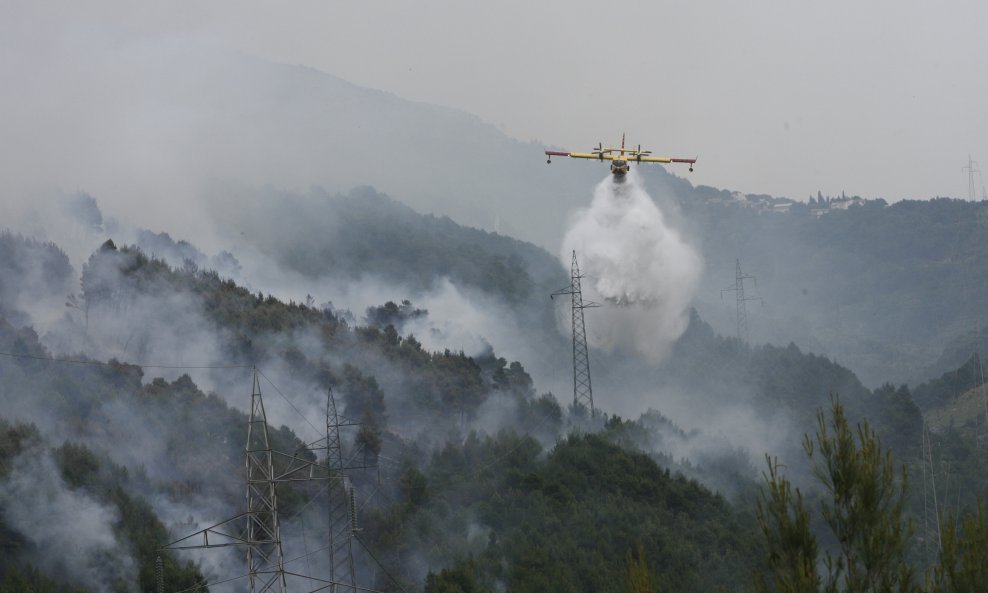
[544,134,696,181]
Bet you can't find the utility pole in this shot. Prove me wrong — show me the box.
[963,155,981,201]
[721,259,762,343]
[552,251,599,416]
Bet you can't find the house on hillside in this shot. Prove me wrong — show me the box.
[830,196,865,210]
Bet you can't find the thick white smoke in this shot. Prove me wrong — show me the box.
[560,170,702,361]
[0,450,138,593]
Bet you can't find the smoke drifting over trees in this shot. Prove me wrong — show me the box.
[0,447,138,593]
[5,181,984,591]
[3,13,988,591]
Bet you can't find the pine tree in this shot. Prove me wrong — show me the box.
[755,397,919,593]
[754,457,819,593]
[805,398,918,593]
[931,501,988,593]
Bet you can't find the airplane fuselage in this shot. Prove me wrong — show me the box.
[610,159,629,180]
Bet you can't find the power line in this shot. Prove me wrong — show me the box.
[353,534,411,593]
[255,367,324,441]
[0,349,251,369]
[0,346,344,452]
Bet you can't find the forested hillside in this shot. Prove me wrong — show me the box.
[0,235,763,592]
[662,180,988,388]
[7,22,988,398]
[5,179,988,592]
[5,8,988,592]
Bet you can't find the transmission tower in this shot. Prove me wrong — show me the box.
[963,155,981,201]
[721,258,762,343]
[326,387,357,593]
[160,369,288,593]
[552,251,599,415]
[246,369,288,593]
[161,371,378,593]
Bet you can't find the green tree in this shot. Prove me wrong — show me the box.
[930,501,988,593]
[625,543,656,593]
[355,410,383,463]
[0,564,86,593]
[399,466,429,508]
[424,562,482,593]
[754,457,819,593]
[806,399,917,593]
[756,397,918,593]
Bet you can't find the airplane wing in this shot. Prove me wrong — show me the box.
[629,156,698,163]
[545,149,696,167]
[546,151,616,160]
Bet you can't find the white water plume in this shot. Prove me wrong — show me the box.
[560,170,702,361]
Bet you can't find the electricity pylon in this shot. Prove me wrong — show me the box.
[963,155,981,201]
[160,369,288,593]
[326,388,357,593]
[552,251,599,415]
[277,386,364,593]
[721,259,762,343]
[246,369,287,593]
[161,372,375,593]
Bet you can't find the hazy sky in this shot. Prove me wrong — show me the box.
[7,0,988,202]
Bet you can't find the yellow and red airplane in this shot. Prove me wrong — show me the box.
[545,134,696,181]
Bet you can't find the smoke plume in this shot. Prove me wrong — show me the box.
[560,170,702,361]
[0,450,138,593]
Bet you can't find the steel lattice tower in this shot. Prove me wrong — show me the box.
[326,387,357,593]
[963,155,981,201]
[161,372,371,593]
[552,251,599,415]
[246,369,287,593]
[721,258,761,343]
